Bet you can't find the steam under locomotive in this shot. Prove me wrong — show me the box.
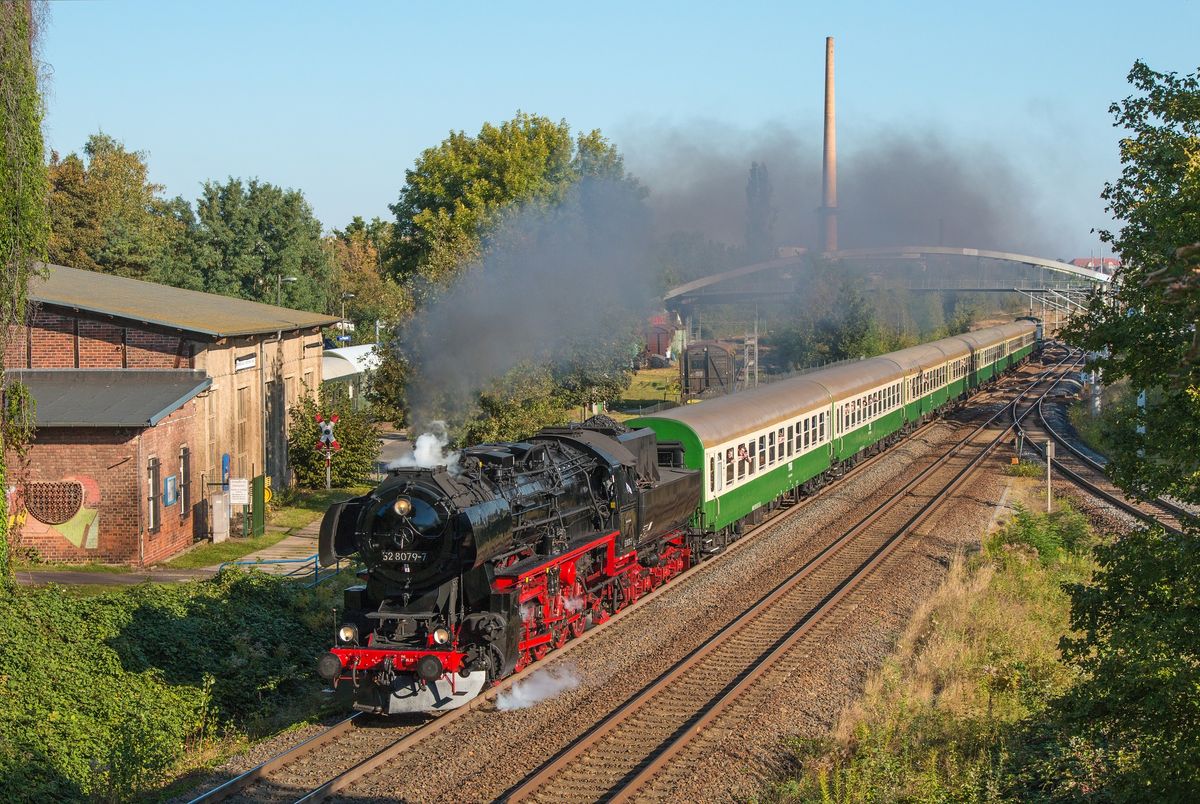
[316,419,701,714]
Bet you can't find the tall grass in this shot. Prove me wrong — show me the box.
[770,503,1096,802]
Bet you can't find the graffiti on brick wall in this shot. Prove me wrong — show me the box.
[14,476,101,549]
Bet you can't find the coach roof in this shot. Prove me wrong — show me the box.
[28,263,340,338]
[641,357,902,445]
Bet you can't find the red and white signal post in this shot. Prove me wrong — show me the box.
[316,413,341,490]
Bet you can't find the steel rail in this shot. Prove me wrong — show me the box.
[503,355,1072,803]
[1017,349,1189,535]
[185,714,362,804]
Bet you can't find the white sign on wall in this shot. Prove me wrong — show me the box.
[229,478,250,505]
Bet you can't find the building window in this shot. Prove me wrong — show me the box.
[148,457,161,534]
[180,445,190,518]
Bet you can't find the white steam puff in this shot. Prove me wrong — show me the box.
[496,665,582,712]
[386,421,460,470]
[563,596,585,613]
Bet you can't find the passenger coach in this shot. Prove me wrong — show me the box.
[631,321,1037,550]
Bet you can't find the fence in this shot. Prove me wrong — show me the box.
[217,553,357,587]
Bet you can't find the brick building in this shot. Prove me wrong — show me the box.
[3,264,339,565]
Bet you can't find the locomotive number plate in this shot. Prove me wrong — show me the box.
[382,551,428,562]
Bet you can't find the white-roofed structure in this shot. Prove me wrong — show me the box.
[322,345,382,409]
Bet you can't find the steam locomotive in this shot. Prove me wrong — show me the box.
[316,320,1040,715]
[316,420,700,714]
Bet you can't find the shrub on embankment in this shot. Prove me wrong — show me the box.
[0,572,341,801]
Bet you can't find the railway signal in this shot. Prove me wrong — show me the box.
[316,414,341,490]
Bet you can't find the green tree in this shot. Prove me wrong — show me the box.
[830,280,885,360]
[1051,527,1200,798]
[47,133,178,281]
[46,150,102,271]
[1064,61,1200,504]
[1,0,49,591]
[286,385,380,488]
[325,218,409,340]
[194,178,333,313]
[387,111,637,291]
[1054,60,1200,798]
[456,365,571,445]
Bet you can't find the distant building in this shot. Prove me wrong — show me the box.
[322,344,381,411]
[1069,257,1120,274]
[3,264,339,565]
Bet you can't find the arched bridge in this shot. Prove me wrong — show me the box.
[664,246,1111,331]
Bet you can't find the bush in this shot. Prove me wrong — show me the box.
[987,504,1094,567]
[287,385,380,488]
[1046,526,1200,799]
[0,572,345,801]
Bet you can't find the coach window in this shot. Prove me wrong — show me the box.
[709,457,716,492]
[748,440,757,474]
[758,436,766,468]
[726,448,735,484]
[768,431,776,464]
[787,425,794,456]
[800,418,808,449]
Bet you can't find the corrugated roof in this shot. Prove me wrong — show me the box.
[5,369,211,427]
[28,264,341,338]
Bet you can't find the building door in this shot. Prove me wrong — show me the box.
[264,379,287,484]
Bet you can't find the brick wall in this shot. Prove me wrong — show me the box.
[139,402,204,564]
[29,310,74,368]
[77,320,123,368]
[127,329,189,369]
[2,309,197,371]
[6,400,203,565]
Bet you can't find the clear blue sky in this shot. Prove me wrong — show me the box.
[39,0,1199,259]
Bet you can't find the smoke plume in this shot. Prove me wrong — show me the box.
[400,179,659,428]
[620,121,1059,256]
[496,664,583,711]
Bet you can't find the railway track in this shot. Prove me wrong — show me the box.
[500,357,1073,803]
[1016,346,1192,534]
[186,360,1064,804]
[184,411,948,804]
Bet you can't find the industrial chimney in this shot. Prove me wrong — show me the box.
[820,36,838,253]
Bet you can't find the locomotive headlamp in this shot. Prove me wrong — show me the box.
[392,497,413,517]
[432,627,451,645]
[337,623,358,645]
